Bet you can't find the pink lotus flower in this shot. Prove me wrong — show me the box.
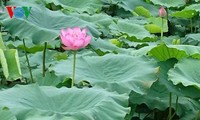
[159,7,167,17]
[60,27,92,50]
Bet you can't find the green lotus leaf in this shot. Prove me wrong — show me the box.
[158,59,200,98]
[0,84,129,120]
[50,54,158,94]
[145,24,162,33]
[118,0,159,16]
[90,38,131,54]
[149,44,188,61]
[109,20,154,40]
[146,17,168,33]
[168,58,200,89]
[70,13,113,36]
[131,45,155,56]
[132,45,200,59]
[186,33,200,41]
[185,4,200,12]
[171,10,198,19]
[183,33,200,46]
[150,0,185,8]
[134,6,151,18]
[45,0,103,14]
[169,45,200,59]
[32,70,64,87]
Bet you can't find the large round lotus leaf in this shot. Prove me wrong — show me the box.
[50,54,158,94]
[168,58,200,89]
[0,84,129,120]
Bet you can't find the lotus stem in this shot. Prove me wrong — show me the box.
[170,96,179,119]
[161,17,164,42]
[168,92,172,120]
[42,42,47,77]
[23,39,34,83]
[71,50,77,87]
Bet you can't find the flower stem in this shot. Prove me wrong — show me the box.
[71,50,77,87]
[168,92,172,120]
[23,39,34,83]
[43,42,47,77]
[161,17,164,42]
